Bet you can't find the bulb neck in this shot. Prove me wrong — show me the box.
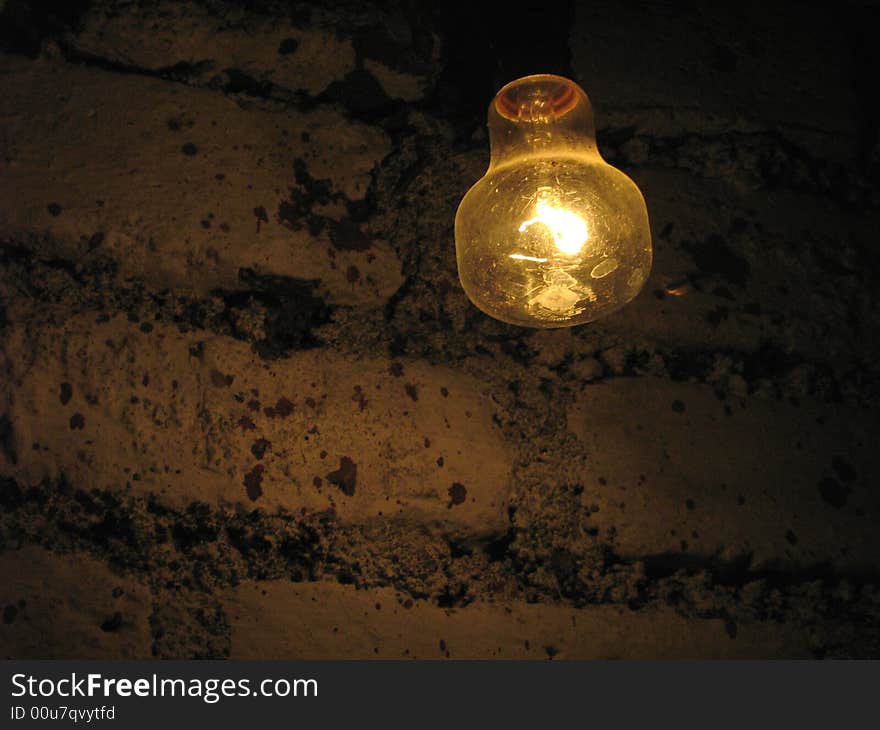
[487,75,597,168]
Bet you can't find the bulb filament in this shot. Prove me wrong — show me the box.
[518,200,588,255]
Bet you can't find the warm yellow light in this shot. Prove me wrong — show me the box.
[518,199,589,256]
[455,74,652,328]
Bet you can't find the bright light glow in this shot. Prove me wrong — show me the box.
[509,253,548,262]
[518,201,588,255]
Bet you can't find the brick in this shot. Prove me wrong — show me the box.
[567,377,880,570]
[0,55,401,306]
[0,547,152,659]
[3,314,511,536]
[70,1,355,96]
[224,580,807,659]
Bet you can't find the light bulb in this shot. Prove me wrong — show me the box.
[455,74,652,328]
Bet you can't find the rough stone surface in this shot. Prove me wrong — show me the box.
[67,0,438,102]
[69,1,358,97]
[1,0,879,659]
[225,580,807,659]
[2,310,510,533]
[0,547,152,659]
[567,377,880,570]
[0,54,400,305]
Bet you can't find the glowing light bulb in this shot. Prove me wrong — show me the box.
[455,74,652,327]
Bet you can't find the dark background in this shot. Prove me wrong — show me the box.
[1,0,879,658]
